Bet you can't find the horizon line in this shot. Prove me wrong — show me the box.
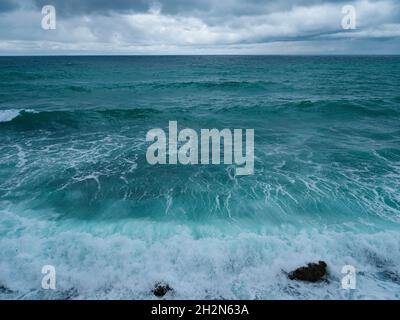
[1,53,399,57]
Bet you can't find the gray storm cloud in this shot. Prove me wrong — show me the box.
[0,0,399,54]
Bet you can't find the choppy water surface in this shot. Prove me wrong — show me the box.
[0,56,399,299]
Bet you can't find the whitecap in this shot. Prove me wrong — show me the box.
[0,109,21,123]
[0,109,37,123]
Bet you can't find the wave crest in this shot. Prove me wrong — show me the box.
[0,109,22,123]
[0,109,38,123]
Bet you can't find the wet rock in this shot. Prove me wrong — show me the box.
[0,285,13,294]
[152,282,173,297]
[288,261,328,282]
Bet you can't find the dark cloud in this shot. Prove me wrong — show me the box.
[0,0,399,54]
[31,0,350,16]
[0,0,18,13]
[33,0,150,15]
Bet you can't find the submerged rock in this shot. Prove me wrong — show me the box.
[0,285,13,294]
[152,282,173,297]
[288,261,328,282]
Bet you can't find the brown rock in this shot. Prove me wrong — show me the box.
[152,282,173,297]
[288,261,327,282]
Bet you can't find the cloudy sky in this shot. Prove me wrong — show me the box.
[0,0,399,54]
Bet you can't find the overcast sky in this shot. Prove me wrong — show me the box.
[0,0,399,54]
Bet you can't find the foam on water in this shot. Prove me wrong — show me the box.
[1,56,399,300]
[0,109,38,123]
[0,208,399,300]
[0,110,22,123]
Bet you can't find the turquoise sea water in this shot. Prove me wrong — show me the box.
[0,56,399,299]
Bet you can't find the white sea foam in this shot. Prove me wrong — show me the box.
[0,109,21,123]
[0,208,399,300]
[0,109,37,123]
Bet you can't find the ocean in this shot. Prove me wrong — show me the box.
[0,55,399,299]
